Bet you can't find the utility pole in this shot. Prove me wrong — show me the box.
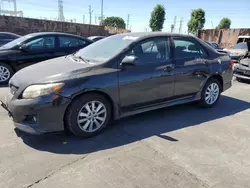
[58,0,65,21]
[89,5,93,25]
[196,21,201,36]
[126,14,130,30]
[211,21,214,29]
[88,5,94,36]
[171,24,174,33]
[83,15,85,24]
[173,16,177,33]
[100,0,104,25]
[179,17,183,33]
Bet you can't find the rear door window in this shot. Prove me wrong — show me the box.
[59,36,87,48]
[129,37,170,65]
[173,38,208,58]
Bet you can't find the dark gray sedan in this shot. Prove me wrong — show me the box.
[0,32,20,46]
[1,32,234,138]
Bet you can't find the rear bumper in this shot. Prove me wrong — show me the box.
[2,94,71,135]
[223,80,232,92]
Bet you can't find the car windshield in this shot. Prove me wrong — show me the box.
[75,34,138,62]
[0,35,32,49]
[231,42,248,50]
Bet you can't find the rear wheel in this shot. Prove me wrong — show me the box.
[0,63,14,84]
[199,78,221,108]
[65,93,112,137]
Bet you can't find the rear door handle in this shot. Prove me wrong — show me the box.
[164,64,174,71]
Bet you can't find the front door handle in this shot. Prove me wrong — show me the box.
[164,64,174,71]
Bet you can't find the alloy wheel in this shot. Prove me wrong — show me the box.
[0,65,10,82]
[77,101,107,133]
[205,83,220,105]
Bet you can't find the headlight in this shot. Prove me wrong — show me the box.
[22,83,64,99]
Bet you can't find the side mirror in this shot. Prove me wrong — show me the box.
[120,55,137,67]
[19,44,29,51]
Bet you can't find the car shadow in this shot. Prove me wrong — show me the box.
[0,84,8,88]
[16,95,250,155]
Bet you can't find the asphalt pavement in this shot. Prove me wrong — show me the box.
[0,80,250,188]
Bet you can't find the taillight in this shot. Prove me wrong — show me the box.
[230,59,234,70]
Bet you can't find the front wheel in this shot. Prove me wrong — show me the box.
[236,77,243,82]
[0,63,14,84]
[65,93,112,138]
[199,78,221,108]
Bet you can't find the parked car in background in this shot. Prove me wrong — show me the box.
[223,36,250,63]
[205,41,223,50]
[0,32,20,46]
[0,32,92,84]
[0,32,234,138]
[224,42,250,63]
[88,36,105,42]
[234,57,250,82]
[237,36,250,43]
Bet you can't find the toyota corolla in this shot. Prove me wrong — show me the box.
[1,32,234,138]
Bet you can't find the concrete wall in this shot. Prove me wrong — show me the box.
[198,28,250,48]
[0,16,130,37]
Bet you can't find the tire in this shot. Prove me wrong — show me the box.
[65,93,112,138]
[0,63,14,84]
[236,77,243,82]
[199,78,222,108]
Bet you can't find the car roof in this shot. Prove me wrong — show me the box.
[238,36,250,39]
[26,32,86,38]
[0,32,21,37]
[116,32,193,39]
[88,36,105,38]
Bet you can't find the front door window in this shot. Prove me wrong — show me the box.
[25,36,55,50]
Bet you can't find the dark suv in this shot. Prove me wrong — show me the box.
[1,32,234,138]
[0,32,92,84]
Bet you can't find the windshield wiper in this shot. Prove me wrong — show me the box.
[72,54,89,63]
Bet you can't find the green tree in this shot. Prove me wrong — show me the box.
[217,17,231,29]
[149,4,166,31]
[103,16,126,29]
[188,8,206,34]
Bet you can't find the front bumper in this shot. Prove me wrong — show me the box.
[234,64,250,80]
[1,93,71,135]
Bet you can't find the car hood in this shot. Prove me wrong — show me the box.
[239,58,250,67]
[224,49,248,56]
[10,56,95,87]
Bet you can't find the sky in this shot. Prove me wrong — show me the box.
[1,0,250,33]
